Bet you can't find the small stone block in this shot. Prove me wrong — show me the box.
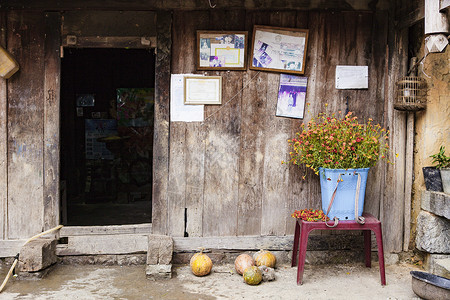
[421,191,450,219]
[19,239,57,272]
[416,211,450,254]
[145,264,172,280]
[147,235,173,265]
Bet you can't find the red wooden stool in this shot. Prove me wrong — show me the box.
[291,213,386,285]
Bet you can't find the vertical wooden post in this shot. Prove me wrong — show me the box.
[152,11,171,235]
[43,12,61,229]
[404,112,414,250]
[0,12,7,239]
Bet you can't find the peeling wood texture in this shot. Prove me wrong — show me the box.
[0,12,7,240]
[151,11,171,235]
[43,12,61,231]
[166,9,393,243]
[0,6,409,254]
[7,11,46,239]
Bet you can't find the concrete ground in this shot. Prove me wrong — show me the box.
[0,262,421,299]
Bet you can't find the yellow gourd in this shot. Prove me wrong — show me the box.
[243,266,263,285]
[190,250,213,276]
[253,250,276,268]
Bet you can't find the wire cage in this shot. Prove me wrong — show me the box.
[394,76,427,111]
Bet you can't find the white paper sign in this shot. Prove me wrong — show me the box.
[335,65,368,89]
[170,74,204,122]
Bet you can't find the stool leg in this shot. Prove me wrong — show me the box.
[297,224,309,285]
[373,225,386,285]
[292,221,300,267]
[363,230,371,268]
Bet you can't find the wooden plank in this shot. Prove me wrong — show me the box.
[364,11,388,219]
[152,11,171,235]
[201,10,245,237]
[56,234,148,255]
[182,10,209,238]
[7,11,45,239]
[397,1,424,28]
[1,0,388,11]
[285,11,311,235]
[236,11,270,236]
[62,36,156,48]
[382,22,409,253]
[259,11,297,237]
[0,11,7,240]
[60,224,152,236]
[43,12,61,231]
[173,234,364,252]
[173,235,295,251]
[403,112,414,251]
[0,240,26,257]
[62,11,157,37]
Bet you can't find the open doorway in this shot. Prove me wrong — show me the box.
[60,48,155,226]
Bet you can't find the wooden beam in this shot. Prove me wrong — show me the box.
[0,0,388,11]
[397,2,425,29]
[56,234,148,255]
[62,36,157,49]
[0,12,7,240]
[43,12,61,231]
[60,224,152,236]
[151,11,171,235]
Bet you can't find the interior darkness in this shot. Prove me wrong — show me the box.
[60,48,155,226]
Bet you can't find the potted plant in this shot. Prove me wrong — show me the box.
[429,146,450,194]
[287,110,390,222]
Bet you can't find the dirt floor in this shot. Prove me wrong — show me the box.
[0,262,422,299]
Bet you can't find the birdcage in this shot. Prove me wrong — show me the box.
[394,76,427,111]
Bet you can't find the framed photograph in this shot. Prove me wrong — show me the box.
[276,74,308,119]
[184,76,222,105]
[197,31,248,70]
[250,25,309,75]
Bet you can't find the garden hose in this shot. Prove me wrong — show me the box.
[0,224,63,293]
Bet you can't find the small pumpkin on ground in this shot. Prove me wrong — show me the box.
[243,266,263,285]
[253,250,276,268]
[235,254,255,275]
[190,250,213,277]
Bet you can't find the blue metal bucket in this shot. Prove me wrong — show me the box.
[319,168,369,220]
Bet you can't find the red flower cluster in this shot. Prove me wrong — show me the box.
[291,209,330,222]
[287,110,390,175]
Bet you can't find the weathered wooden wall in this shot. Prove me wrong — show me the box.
[0,5,410,254]
[165,9,396,246]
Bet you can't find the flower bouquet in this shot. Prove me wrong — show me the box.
[287,110,390,223]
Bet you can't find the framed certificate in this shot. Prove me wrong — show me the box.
[250,25,309,75]
[197,31,248,71]
[184,76,222,105]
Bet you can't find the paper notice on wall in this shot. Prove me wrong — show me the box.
[335,65,368,89]
[170,74,204,122]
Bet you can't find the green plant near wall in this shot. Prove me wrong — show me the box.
[430,146,450,169]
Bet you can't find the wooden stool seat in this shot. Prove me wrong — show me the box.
[291,213,386,285]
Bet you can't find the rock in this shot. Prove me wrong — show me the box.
[146,235,173,280]
[416,211,450,253]
[258,266,276,281]
[18,239,57,272]
[146,264,172,280]
[421,191,450,219]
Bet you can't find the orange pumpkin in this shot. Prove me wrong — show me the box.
[253,250,276,268]
[243,266,263,285]
[190,251,213,276]
[234,254,255,275]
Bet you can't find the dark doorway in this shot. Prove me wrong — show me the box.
[60,48,155,226]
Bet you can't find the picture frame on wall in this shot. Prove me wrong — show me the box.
[250,25,309,75]
[184,76,222,105]
[276,74,308,119]
[197,31,248,70]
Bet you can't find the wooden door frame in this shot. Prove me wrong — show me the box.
[51,11,172,234]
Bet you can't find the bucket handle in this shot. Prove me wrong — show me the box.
[325,172,365,228]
